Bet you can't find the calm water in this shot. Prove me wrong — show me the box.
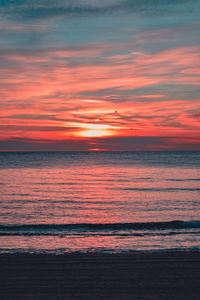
[0,151,200,253]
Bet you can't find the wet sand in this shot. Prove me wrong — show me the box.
[0,252,200,299]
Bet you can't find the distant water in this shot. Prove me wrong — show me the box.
[0,151,200,254]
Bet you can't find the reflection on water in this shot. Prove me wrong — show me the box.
[0,151,200,253]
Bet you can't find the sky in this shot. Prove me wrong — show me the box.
[0,0,200,151]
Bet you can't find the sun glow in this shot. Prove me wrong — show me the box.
[75,123,115,138]
[80,129,112,137]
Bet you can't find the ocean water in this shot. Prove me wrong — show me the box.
[0,151,200,254]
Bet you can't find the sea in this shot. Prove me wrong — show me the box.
[0,151,200,254]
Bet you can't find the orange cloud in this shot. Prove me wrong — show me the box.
[1,44,200,150]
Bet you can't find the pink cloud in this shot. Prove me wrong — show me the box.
[1,43,200,149]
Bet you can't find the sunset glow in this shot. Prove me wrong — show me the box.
[0,1,200,151]
[76,124,116,138]
[79,129,113,138]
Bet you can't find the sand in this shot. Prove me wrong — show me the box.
[0,252,200,299]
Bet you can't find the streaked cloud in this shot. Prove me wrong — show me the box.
[0,0,200,150]
[1,0,199,21]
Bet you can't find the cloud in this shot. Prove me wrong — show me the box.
[0,125,75,132]
[0,0,125,21]
[1,1,200,151]
[1,0,199,21]
[1,134,200,151]
[1,44,199,107]
[0,137,92,151]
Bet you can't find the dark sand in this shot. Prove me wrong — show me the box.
[0,252,200,299]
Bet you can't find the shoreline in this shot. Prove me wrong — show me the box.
[1,251,200,299]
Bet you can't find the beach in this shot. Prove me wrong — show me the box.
[1,252,200,299]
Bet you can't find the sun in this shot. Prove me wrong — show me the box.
[76,123,115,138]
[79,129,112,137]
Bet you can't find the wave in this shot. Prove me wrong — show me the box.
[122,188,200,191]
[166,178,200,182]
[0,231,199,237]
[0,220,200,232]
